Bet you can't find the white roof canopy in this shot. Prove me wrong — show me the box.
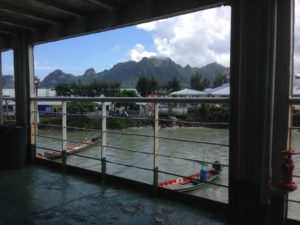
[204,83,230,96]
[169,88,205,96]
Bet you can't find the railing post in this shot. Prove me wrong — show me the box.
[153,103,159,194]
[5,100,8,120]
[30,100,38,159]
[62,101,67,169]
[101,102,107,182]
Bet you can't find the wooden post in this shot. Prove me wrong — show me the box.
[153,103,159,193]
[101,102,107,181]
[62,101,67,168]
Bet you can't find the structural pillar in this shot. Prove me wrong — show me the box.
[229,0,293,224]
[0,50,3,125]
[13,31,35,162]
[270,0,294,223]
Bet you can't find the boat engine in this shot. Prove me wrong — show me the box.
[212,161,222,172]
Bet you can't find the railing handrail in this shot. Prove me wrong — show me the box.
[2,97,15,101]
[29,96,229,103]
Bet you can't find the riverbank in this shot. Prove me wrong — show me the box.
[38,113,229,130]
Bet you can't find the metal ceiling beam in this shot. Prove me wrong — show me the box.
[7,0,230,49]
[0,3,61,25]
[0,30,19,37]
[0,25,22,35]
[144,0,157,17]
[34,0,86,18]
[85,0,117,11]
[0,16,38,31]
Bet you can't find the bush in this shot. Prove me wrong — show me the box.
[39,116,137,130]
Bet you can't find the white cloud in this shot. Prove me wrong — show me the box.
[137,21,158,31]
[136,3,300,72]
[136,6,231,67]
[127,43,156,61]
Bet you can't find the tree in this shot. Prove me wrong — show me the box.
[70,81,86,96]
[167,77,181,92]
[115,90,139,109]
[116,90,139,97]
[136,76,148,97]
[213,74,229,87]
[67,101,98,114]
[136,76,159,97]
[190,73,210,91]
[56,80,121,97]
[55,84,72,96]
[149,76,159,94]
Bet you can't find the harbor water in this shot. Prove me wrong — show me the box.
[36,126,300,220]
[37,127,229,203]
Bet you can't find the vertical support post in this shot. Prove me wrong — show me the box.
[30,99,37,158]
[14,32,35,162]
[287,108,292,150]
[230,0,294,224]
[0,51,3,125]
[14,35,29,126]
[153,103,159,193]
[62,101,67,168]
[30,50,37,160]
[5,100,8,119]
[270,0,294,223]
[101,102,107,181]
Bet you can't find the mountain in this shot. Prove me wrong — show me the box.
[83,68,96,77]
[2,75,14,88]
[39,70,76,88]
[99,57,185,87]
[39,57,229,88]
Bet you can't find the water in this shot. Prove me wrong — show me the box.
[37,127,229,203]
[36,126,300,219]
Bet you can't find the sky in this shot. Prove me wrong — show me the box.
[1,1,300,79]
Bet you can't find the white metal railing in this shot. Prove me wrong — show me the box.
[4,96,230,197]
[33,97,229,192]
[31,96,230,103]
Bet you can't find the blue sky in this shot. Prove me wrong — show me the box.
[1,6,232,80]
[34,26,155,78]
[1,2,299,80]
[1,26,156,79]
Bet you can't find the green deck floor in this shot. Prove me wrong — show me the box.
[0,165,229,225]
